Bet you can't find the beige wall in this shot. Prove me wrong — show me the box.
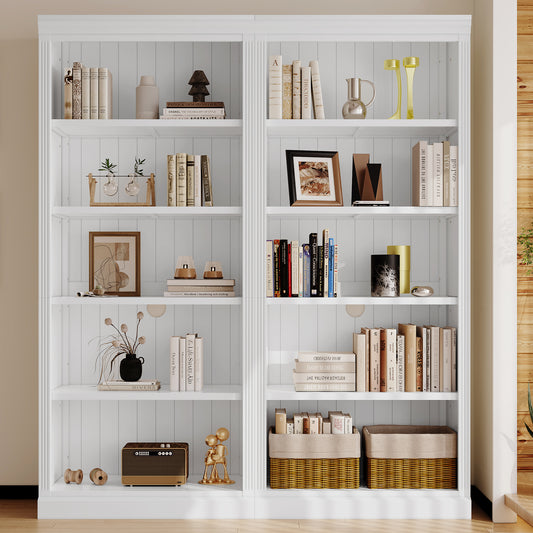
[0,0,482,487]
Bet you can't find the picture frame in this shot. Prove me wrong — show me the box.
[285,150,343,206]
[89,232,141,296]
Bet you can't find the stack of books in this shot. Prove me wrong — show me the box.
[266,230,337,298]
[412,141,458,206]
[64,62,112,120]
[97,379,160,391]
[169,334,203,392]
[292,352,356,392]
[352,324,457,393]
[164,278,235,297]
[275,408,353,434]
[160,101,226,120]
[167,153,213,207]
[268,56,324,119]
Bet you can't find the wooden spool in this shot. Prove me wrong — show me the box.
[90,468,108,486]
[64,468,83,484]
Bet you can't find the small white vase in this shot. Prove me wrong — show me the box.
[136,75,159,119]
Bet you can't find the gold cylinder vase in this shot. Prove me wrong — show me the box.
[387,245,410,294]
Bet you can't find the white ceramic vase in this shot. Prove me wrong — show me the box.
[136,75,159,119]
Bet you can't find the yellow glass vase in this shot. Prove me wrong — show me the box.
[384,59,401,119]
[403,56,419,120]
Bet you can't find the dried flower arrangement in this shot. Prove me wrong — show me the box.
[96,312,146,383]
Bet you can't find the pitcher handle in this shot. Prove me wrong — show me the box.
[138,356,145,365]
[362,80,376,108]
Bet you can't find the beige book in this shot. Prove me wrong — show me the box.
[330,413,345,434]
[194,154,202,207]
[292,60,301,119]
[98,67,109,120]
[440,327,452,392]
[169,336,180,392]
[309,60,325,119]
[297,351,355,363]
[176,153,187,206]
[286,419,294,434]
[450,146,458,206]
[72,62,82,119]
[301,66,312,119]
[167,154,177,206]
[185,333,195,391]
[194,336,203,392]
[268,55,282,119]
[316,413,323,434]
[360,328,371,391]
[293,413,304,434]
[81,67,91,119]
[443,141,451,207]
[398,323,417,392]
[353,333,367,392]
[322,418,331,434]
[425,325,440,392]
[186,155,195,206]
[294,382,355,392]
[380,329,396,392]
[344,414,352,435]
[412,141,428,207]
[309,414,319,434]
[416,336,423,392]
[396,334,405,392]
[292,370,355,383]
[294,359,355,373]
[282,64,292,119]
[90,67,99,119]
[275,408,287,434]
[64,67,73,119]
[107,71,113,119]
[369,328,381,392]
[450,327,457,392]
[433,142,444,206]
[179,337,186,391]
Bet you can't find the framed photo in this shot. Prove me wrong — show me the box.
[286,150,343,206]
[89,232,141,296]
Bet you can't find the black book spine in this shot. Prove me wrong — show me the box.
[310,233,318,296]
[280,240,289,297]
[274,241,280,297]
[318,245,324,297]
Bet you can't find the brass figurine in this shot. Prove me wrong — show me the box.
[199,427,235,485]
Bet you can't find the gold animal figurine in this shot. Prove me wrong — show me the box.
[199,427,235,485]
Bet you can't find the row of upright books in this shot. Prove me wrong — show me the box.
[64,63,112,119]
[164,278,236,298]
[167,153,213,207]
[412,141,458,207]
[274,408,353,435]
[269,56,324,120]
[160,101,226,120]
[169,334,203,391]
[293,324,457,392]
[266,230,338,298]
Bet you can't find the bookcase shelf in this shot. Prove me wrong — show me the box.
[39,15,471,520]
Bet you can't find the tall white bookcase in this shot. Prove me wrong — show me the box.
[39,15,471,519]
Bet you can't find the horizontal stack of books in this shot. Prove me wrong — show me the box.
[269,56,324,119]
[164,278,235,297]
[167,153,213,207]
[64,62,112,120]
[266,229,337,298]
[169,334,203,392]
[292,352,356,392]
[160,101,226,120]
[412,141,458,206]
[353,324,457,393]
[97,379,160,391]
[275,408,353,434]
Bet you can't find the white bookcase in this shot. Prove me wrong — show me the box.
[39,15,471,519]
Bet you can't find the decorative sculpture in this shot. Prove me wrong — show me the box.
[199,427,235,485]
[384,59,401,119]
[188,70,210,102]
[403,56,419,120]
[64,468,83,484]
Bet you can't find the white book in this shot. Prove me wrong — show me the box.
[426,144,434,206]
[268,55,282,119]
[292,370,355,383]
[451,327,457,392]
[169,336,180,392]
[176,153,187,207]
[291,240,299,297]
[330,413,345,434]
[292,60,301,119]
[440,327,452,392]
[425,327,431,393]
[396,334,405,392]
[81,67,90,119]
[167,154,177,207]
[293,413,304,434]
[107,72,113,119]
[412,141,428,207]
[353,333,367,392]
[417,326,427,391]
[301,66,312,120]
[450,145,458,206]
[344,415,352,435]
[98,67,109,120]
[309,415,319,434]
[186,154,195,207]
[322,229,329,298]
[294,383,355,392]
[322,419,332,434]
[294,360,355,373]
[194,155,202,207]
[384,328,396,392]
[185,333,195,391]
[433,142,444,206]
[266,240,274,297]
[90,67,99,119]
[309,60,325,119]
[286,420,294,434]
[163,108,225,116]
[179,337,186,391]
[426,325,440,392]
[194,336,203,392]
[297,352,355,363]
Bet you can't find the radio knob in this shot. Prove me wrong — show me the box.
[166,444,171,448]
[160,443,165,448]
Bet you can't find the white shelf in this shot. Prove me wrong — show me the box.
[52,384,241,401]
[52,206,242,218]
[266,385,458,401]
[52,296,242,306]
[266,296,458,306]
[266,119,457,137]
[266,206,457,218]
[51,119,243,137]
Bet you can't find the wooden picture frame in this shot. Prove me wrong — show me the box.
[285,150,343,206]
[89,232,141,296]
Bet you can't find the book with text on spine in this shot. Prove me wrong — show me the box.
[294,382,355,392]
[297,352,355,363]
[97,380,160,391]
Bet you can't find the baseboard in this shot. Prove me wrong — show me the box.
[0,485,38,499]
[472,485,492,520]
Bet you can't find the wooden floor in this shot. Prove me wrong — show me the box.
[1,501,532,533]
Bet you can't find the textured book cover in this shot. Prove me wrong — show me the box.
[269,55,282,119]
[353,333,367,392]
[443,141,451,207]
[167,154,177,206]
[266,240,274,297]
[303,243,310,297]
[201,155,213,207]
[81,67,90,119]
[90,67,99,119]
[176,153,187,206]
[194,336,203,392]
[298,352,355,363]
[72,62,82,119]
[282,64,292,119]
[433,142,444,206]
[396,334,405,392]
[292,60,301,119]
[64,67,73,119]
[169,336,180,392]
[301,66,312,119]
[293,413,304,434]
[309,60,325,119]
[98,67,109,120]
[450,327,457,392]
[398,323,417,392]
[186,155,195,207]
[309,233,318,296]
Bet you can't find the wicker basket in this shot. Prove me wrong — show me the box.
[363,425,457,489]
[268,427,360,489]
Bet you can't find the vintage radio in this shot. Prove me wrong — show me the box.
[122,442,189,486]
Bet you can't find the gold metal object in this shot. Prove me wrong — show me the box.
[384,59,401,119]
[403,56,419,120]
[199,427,235,485]
[387,245,410,294]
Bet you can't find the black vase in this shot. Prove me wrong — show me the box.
[119,353,145,382]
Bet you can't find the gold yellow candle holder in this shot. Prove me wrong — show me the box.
[384,59,401,119]
[387,245,410,294]
[403,56,419,120]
